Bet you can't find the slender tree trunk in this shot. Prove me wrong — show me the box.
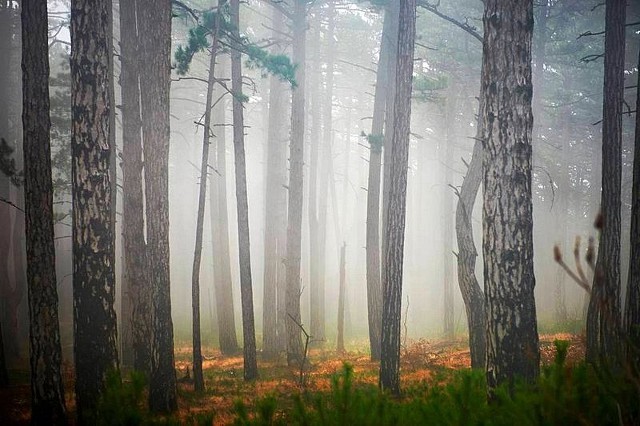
[587,0,625,368]
[191,7,222,392]
[70,0,120,422]
[262,7,289,358]
[337,243,346,353]
[138,0,177,413]
[210,56,239,355]
[230,0,258,380]
[379,0,416,395]
[626,41,640,370]
[482,0,539,390]
[120,0,151,375]
[442,95,455,340]
[285,0,307,365]
[21,1,67,422]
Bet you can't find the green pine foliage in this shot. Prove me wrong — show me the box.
[174,9,297,87]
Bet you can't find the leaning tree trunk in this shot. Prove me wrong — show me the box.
[21,1,67,422]
[626,39,640,370]
[482,0,540,391]
[190,4,223,392]
[230,0,258,381]
[379,0,416,395]
[262,7,289,358]
[587,0,625,368]
[138,0,177,413]
[285,0,307,365]
[209,59,240,355]
[119,0,151,375]
[70,0,119,422]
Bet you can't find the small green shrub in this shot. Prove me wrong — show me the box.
[96,370,147,426]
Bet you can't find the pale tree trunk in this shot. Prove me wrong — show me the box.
[230,0,258,380]
[308,12,322,344]
[379,0,416,395]
[442,94,455,340]
[70,0,120,421]
[262,7,289,359]
[626,43,640,370]
[587,0,625,368]
[337,243,346,353]
[120,0,151,374]
[21,0,67,422]
[482,0,539,390]
[191,5,222,392]
[210,55,239,356]
[138,0,177,413]
[285,0,307,365]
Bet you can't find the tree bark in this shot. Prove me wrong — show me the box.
[21,0,67,422]
[587,0,625,368]
[210,55,239,356]
[119,0,151,375]
[230,0,258,381]
[379,0,416,395]
[285,0,307,365]
[262,7,289,358]
[0,321,7,387]
[482,0,539,390]
[626,38,640,371]
[191,5,222,392]
[70,0,119,422]
[138,0,177,413]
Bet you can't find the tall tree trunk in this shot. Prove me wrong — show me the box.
[337,242,346,353]
[380,0,399,277]
[379,0,416,395]
[0,321,7,387]
[70,0,120,422]
[262,7,289,358]
[230,0,258,381]
[120,0,151,374]
[482,0,539,390]
[442,95,455,340]
[191,6,222,392]
[587,0,625,368]
[308,12,322,345]
[626,40,640,371]
[210,55,239,356]
[285,0,307,365]
[21,1,67,422]
[138,0,177,413]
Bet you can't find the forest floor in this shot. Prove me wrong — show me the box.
[0,333,585,425]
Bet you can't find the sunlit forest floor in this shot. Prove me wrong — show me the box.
[0,333,585,425]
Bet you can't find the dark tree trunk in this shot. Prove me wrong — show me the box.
[70,0,119,422]
[337,243,346,353]
[285,0,307,365]
[482,0,539,390]
[119,0,151,375]
[379,0,416,395]
[209,55,239,356]
[138,0,177,413]
[626,39,640,370]
[262,7,289,358]
[21,1,67,421]
[230,0,258,381]
[0,321,7,387]
[587,0,625,368]
[190,5,222,393]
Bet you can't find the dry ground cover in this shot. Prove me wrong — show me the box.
[0,334,585,425]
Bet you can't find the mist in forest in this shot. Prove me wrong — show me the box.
[2,0,640,422]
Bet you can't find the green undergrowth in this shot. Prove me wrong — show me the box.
[234,341,640,426]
